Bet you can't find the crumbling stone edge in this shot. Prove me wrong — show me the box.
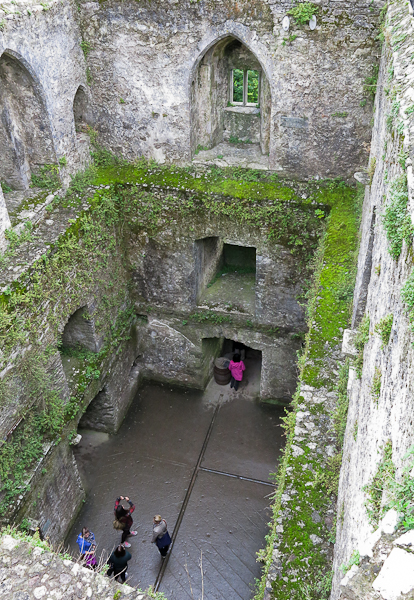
[0,528,159,600]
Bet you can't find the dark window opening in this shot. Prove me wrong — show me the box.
[73,85,93,133]
[195,241,256,314]
[221,243,256,274]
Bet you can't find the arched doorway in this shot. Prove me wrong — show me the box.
[190,36,271,165]
[0,51,56,191]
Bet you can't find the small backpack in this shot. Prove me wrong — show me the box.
[113,519,126,530]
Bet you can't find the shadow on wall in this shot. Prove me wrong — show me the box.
[190,36,271,157]
[60,306,103,354]
[73,85,94,135]
[0,50,56,191]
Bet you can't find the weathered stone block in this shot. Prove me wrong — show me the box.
[373,547,414,600]
[342,329,358,357]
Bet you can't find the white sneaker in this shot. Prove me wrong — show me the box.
[123,541,131,548]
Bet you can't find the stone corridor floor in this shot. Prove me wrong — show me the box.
[67,379,285,600]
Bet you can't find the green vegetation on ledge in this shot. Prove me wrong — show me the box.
[288,2,318,26]
[0,146,361,597]
[382,175,412,260]
[255,181,362,600]
[375,314,394,348]
[353,314,370,378]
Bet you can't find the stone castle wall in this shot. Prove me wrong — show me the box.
[0,0,383,209]
[332,1,414,597]
[1,0,405,596]
[0,174,317,544]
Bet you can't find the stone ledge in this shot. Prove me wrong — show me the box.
[224,106,260,115]
[342,329,358,358]
[0,533,153,600]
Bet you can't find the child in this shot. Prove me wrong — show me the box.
[228,353,245,391]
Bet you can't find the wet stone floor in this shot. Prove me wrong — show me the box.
[68,380,285,600]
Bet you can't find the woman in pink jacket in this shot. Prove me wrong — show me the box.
[229,354,245,391]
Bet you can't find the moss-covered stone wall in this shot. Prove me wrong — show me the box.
[332,2,414,597]
[256,181,362,599]
[0,158,331,544]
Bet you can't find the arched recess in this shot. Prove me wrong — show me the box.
[73,85,93,133]
[190,35,272,158]
[0,50,56,191]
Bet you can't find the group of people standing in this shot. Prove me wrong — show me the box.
[76,494,171,584]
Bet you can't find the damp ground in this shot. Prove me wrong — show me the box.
[67,371,285,600]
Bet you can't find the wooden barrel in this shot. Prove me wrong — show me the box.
[214,357,231,385]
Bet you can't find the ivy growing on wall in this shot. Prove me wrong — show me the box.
[288,2,318,26]
[382,175,412,260]
[353,314,370,378]
[363,441,395,527]
[375,314,393,348]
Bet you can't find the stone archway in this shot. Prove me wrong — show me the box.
[0,50,56,190]
[190,35,272,165]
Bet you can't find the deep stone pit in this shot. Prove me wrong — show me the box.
[68,381,285,600]
[4,0,412,597]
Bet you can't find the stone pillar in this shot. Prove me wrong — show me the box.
[0,186,11,252]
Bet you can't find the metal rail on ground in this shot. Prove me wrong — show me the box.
[153,403,220,592]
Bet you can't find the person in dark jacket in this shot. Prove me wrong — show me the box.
[107,545,131,583]
[114,495,137,548]
[151,515,171,558]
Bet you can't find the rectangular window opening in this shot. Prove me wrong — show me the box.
[223,243,256,273]
[232,68,244,104]
[247,70,259,105]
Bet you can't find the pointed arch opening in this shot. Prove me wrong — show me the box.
[190,36,271,165]
[0,51,56,191]
[73,85,93,133]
